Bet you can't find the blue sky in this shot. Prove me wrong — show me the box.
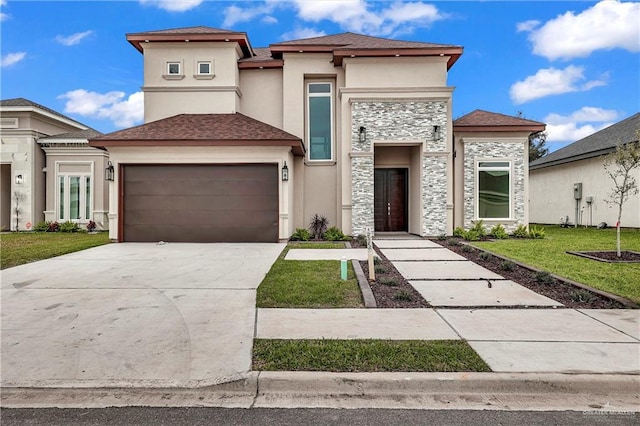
[1,0,638,151]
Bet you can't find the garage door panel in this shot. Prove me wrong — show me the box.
[123,164,278,242]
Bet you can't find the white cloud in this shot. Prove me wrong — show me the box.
[222,1,446,36]
[58,89,144,128]
[1,52,26,67]
[510,65,607,104]
[281,26,326,41]
[1,0,9,21]
[516,20,539,33]
[139,0,202,12]
[521,0,640,60]
[544,107,619,142]
[56,30,94,46]
[262,15,278,24]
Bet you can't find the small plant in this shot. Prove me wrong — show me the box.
[394,290,414,301]
[512,224,529,238]
[374,264,387,274]
[86,220,97,232]
[570,289,597,303]
[13,191,25,231]
[447,239,459,246]
[378,276,398,286]
[490,224,509,239]
[356,234,367,247]
[437,233,447,241]
[309,214,329,240]
[47,221,60,232]
[59,221,80,233]
[461,244,472,253]
[528,225,545,239]
[290,228,311,241]
[501,261,515,272]
[479,252,491,261]
[373,256,383,265]
[33,221,50,232]
[534,271,554,284]
[324,226,348,241]
[453,226,466,238]
[464,229,481,241]
[470,220,487,240]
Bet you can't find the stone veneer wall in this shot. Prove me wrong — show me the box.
[350,101,448,236]
[463,141,526,232]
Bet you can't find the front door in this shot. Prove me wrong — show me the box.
[374,168,408,232]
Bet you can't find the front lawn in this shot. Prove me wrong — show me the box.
[256,245,363,308]
[253,339,491,372]
[474,226,640,304]
[0,232,110,269]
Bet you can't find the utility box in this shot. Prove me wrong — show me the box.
[573,183,583,200]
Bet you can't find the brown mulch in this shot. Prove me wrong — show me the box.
[569,251,640,263]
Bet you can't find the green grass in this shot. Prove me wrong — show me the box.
[474,226,640,304]
[253,339,491,372]
[0,232,110,269]
[256,245,363,308]
[288,242,346,249]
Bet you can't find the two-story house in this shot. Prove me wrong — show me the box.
[90,26,544,243]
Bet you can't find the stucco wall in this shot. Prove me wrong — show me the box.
[530,156,640,228]
[343,57,448,88]
[239,68,283,129]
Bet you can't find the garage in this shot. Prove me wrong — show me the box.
[122,164,278,242]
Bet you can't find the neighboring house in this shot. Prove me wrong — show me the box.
[530,113,640,228]
[0,98,109,231]
[89,26,544,243]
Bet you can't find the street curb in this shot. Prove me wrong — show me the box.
[2,372,639,410]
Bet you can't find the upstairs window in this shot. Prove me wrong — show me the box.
[197,61,211,75]
[307,82,333,161]
[477,161,511,220]
[167,62,181,75]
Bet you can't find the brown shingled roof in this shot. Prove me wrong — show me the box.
[89,113,305,156]
[272,32,454,49]
[127,26,236,35]
[454,110,545,133]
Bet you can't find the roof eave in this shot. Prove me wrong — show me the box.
[126,33,254,57]
[334,47,463,67]
[453,124,546,134]
[238,59,284,69]
[530,147,617,170]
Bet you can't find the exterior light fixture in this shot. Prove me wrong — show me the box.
[358,126,367,143]
[433,125,441,140]
[105,161,115,182]
[15,174,23,185]
[282,161,289,181]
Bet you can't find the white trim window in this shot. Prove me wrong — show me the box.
[196,60,212,75]
[167,61,181,75]
[58,174,92,222]
[476,161,511,220]
[307,82,333,161]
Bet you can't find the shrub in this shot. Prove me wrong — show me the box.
[512,224,529,238]
[373,256,382,265]
[470,220,487,240]
[534,271,554,284]
[324,226,348,241]
[528,225,545,239]
[448,239,459,246]
[394,290,413,301]
[453,226,466,238]
[501,261,515,272]
[86,220,97,232]
[461,244,472,253]
[570,289,596,303]
[374,264,387,274]
[479,252,491,261]
[290,228,311,241]
[463,229,481,241]
[437,233,447,241]
[356,234,368,247]
[490,224,509,239]
[378,276,398,286]
[33,221,49,232]
[59,221,80,233]
[309,214,329,239]
[47,221,60,232]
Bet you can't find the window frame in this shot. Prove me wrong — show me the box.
[196,61,212,75]
[56,162,93,223]
[166,61,181,75]
[475,160,512,221]
[306,81,334,162]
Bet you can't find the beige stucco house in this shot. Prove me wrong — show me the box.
[530,113,640,228]
[0,98,109,231]
[90,26,544,242]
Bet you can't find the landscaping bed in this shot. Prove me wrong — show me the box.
[568,250,640,263]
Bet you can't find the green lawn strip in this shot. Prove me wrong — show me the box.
[288,242,346,249]
[253,339,491,372]
[0,232,111,270]
[256,245,363,308]
[474,226,640,304]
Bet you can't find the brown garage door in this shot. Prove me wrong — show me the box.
[122,164,278,242]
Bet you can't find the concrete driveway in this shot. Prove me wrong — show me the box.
[1,243,284,388]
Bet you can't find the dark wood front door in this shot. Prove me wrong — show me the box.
[374,168,408,232]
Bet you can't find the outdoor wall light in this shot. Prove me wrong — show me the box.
[105,161,115,182]
[15,174,23,185]
[282,161,289,181]
[358,126,367,143]
[433,125,441,140]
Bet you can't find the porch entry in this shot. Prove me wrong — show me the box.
[374,168,408,232]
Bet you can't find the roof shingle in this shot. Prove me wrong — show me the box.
[271,32,458,49]
[454,109,545,127]
[1,97,88,129]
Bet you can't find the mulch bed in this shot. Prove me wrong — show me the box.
[568,250,640,263]
[351,237,632,309]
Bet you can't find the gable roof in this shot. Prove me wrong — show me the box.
[453,109,545,133]
[0,98,88,130]
[270,32,463,69]
[530,112,640,170]
[126,26,253,57]
[89,113,305,156]
[39,128,103,142]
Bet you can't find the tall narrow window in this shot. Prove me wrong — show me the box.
[85,177,91,220]
[59,176,65,220]
[70,176,80,219]
[477,161,511,219]
[307,82,333,161]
